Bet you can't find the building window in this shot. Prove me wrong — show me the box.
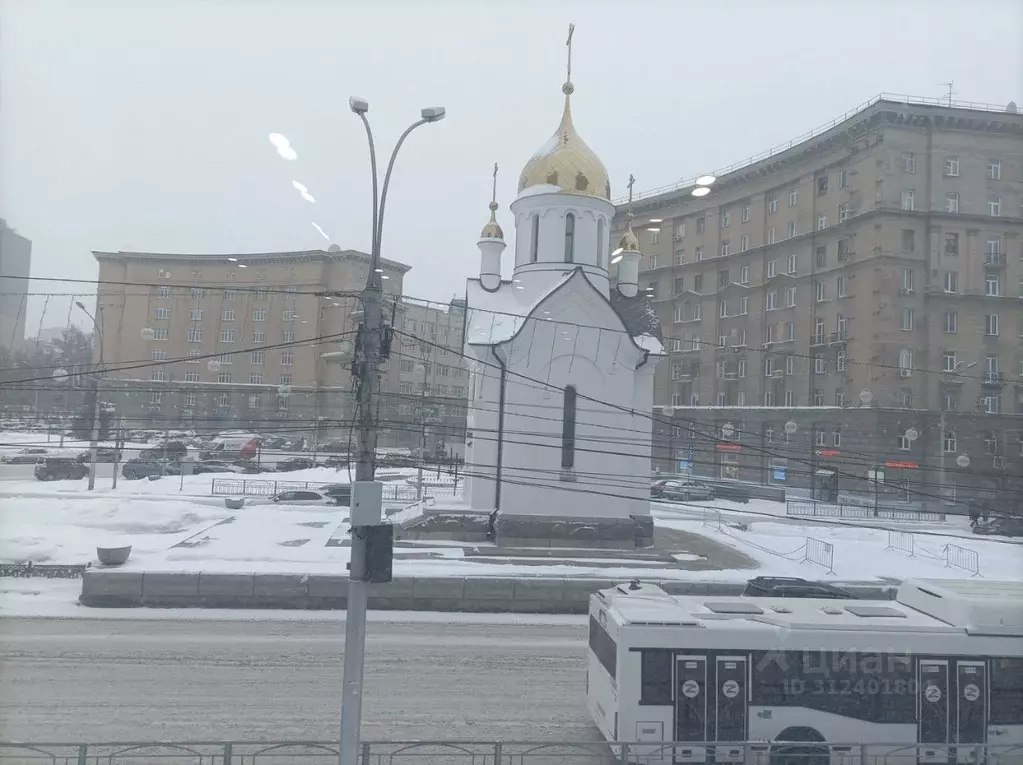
[835,427,846,447]
[187,350,200,364]
[838,203,852,223]
[220,329,235,343]
[596,218,604,267]
[561,385,577,470]
[741,204,751,223]
[153,307,171,320]
[901,308,914,331]
[817,176,829,196]
[787,220,797,238]
[281,351,295,366]
[251,350,265,365]
[152,328,169,341]
[815,281,826,302]
[739,296,749,315]
[785,391,795,407]
[766,291,777,311]
[190,287,204,299]
[150,369,167,382]
[719,240,730,257]
[788,187,798,207]
[221,309,235,321]
[721,210,731,228]
[672,305,683,323]
[282,307,296,321]
[986,275,1000,297]
[785,286,796,307]
[985,314,999,336]
[695,246,705,261]
[768,197,778,214]
[817,213,827,230]
[156,286,171,299]
[785,321,795,341]
[675,221,686,239]
[945,193,959,214]
[696,217,706,234]
[189,308,203,321]
[944,312,958,333]
[901,229,915,252]
[674,249,685,265]
[815,246,827,268]
[282,329,294,343]
[901,190,915,211]
[184,372,199,383]
[253,330,265,344]
[253,309,268,322]
[944,156,960,176]
[740,265,750,284]
[837,276,848,298]
[987,159,1002,180]
[988,197,1002,217]
[740,234,749,252]
[944,272,959,293]
[223,289,236,301]
[648,228,659,245]
[787,254,797,274]
[673,277,684,295]
[151,349,167,361]
[561,213,575,263]
[942,351,957,372]
[217,372,232,384]
[767,226,776,244]
[837,352,846,371]
[943,430,956,453]
[767,259,777,278]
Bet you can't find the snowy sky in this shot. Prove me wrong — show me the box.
[2,0,1020,330]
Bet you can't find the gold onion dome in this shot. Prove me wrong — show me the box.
[480,201,504,240]
[617,216,640,253]
[518,81,611,200]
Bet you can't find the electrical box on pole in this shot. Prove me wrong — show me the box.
[364,525,393,583]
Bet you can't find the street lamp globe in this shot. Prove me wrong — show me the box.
[207,359,222,373]
[956,454,971,469]
[277,384,292,398]
[784,420,798,435]
[904,428,919,442]
[721,422,736,439]
[859,390,874,406]
[53,367,67,381]
[662,406,674,417]
[140,327,155,340]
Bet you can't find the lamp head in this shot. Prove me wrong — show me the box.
[420,106,446,123]
[349,97,370,115]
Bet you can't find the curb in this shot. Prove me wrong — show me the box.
[78,571,898,613]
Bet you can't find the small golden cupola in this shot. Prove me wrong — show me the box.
[477,162,506,291]
[517,24,610,200]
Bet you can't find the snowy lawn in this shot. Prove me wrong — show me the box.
[658,517,1022,582]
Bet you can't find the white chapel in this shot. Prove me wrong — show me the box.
[462,38,665,547]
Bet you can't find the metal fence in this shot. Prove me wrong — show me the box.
[209,479,459,502]
[2,740,1021,765]
[884,530,915,557]
[786,500,945,523]
[943,542,982,577]
[802,536,835,574]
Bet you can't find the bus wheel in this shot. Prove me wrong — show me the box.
[770,727,828,765]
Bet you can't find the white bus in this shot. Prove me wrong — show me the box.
[587,578,1023,763]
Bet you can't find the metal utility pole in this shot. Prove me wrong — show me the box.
[416,338,429,501]
[339,98,445,765]
[76,302,104,491]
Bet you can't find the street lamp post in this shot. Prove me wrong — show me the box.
[940,361,977,504]
[75,302,104,491]
[339,98,444,765]
[52,368,68,448]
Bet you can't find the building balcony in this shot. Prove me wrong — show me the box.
[671,374,694,382]
[981,372,1005,388]
[942,372,966,385]
[809,331,847,347]
[983,252,1006,269]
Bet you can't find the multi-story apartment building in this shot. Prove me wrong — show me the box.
[387,297,469,456]
[613,96,1022,485]
[91,248,409,435]
[0,219,31,350]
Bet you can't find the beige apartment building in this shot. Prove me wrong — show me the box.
[91,248,409,437]
[388,297,469,456]
[614,96,1023,422]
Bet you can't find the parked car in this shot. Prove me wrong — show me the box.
[192,460,247,475]
[76,448,122,464]
[1,448,48,464]
[318,483,353,505]
[121,459,180,480]
[34,457,89,481]
[276,457,315,472]
[742,576,854,600]
[141,441,188,462]
[270,489,338,506]
[650,478,715,502]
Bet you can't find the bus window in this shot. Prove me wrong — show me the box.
[639,649,672,705]
[588,616,616,679]
[990,658,1023,725]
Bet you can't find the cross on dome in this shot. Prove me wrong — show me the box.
[517,23,610,200]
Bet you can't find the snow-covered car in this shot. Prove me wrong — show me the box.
[1,448,48,464]
[650,478,715,502]
[192,460,248,474]
[270,489,338,506]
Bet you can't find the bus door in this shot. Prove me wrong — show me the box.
[954,660,987,762]
[713,656,748,763]
[918,659,949,763]
[674,655,708,762]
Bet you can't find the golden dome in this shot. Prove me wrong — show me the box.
[480,200,504,240]
[616,219,640,254]
[518,82,611,200]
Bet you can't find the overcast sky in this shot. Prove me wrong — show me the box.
[2,0,1020,332]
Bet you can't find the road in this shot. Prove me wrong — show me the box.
[0,617,597,743]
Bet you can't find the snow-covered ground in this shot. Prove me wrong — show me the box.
[658,517,1022,581]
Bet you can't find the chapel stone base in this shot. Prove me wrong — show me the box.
[493,512,654,550]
